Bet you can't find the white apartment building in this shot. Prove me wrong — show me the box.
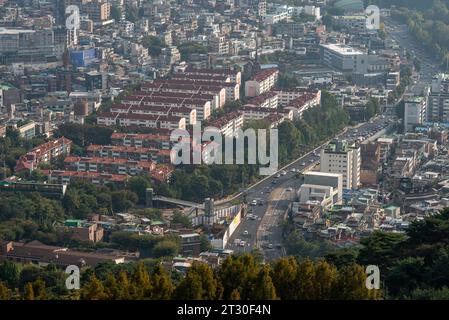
[320,140,361,190]
[245,68,279,97]
[404,96,427,132]
[97,113,186,130]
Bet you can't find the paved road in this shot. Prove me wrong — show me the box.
[226,115,395,260]
[384,18,440,93]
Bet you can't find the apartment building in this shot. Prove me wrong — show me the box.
[122,92,210,121]
[111,132,172,150]
[273,89,321,107]
[284,91,321,119]
[45,170,128,186]
[64,156,155,176]
[82,0,111,23]
[111,104,197,125]
[183,68,241,86]
[15,137,72,173]
[333,15,367,32]
[16,121,36,140]
[141,80,225,109]
[404,96,427,132]
[209,111,244,137]
[171,74,239,101]
[241,106,293,121]
[244,91,279,109]
[244,68,279,97]
[320,140,361,190]
[428,73,449,123]
[86,144,171,163]
[96,113,186,131]
[209,35,229,55]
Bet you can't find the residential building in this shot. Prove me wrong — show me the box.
[404,96,427,132]
[320,140,361,190]
[245,68,279,97]
[428,73,449,123]
[15,137,72,173]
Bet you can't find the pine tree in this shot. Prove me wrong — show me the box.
[271,257,298,300]
[313,261,338,299]
[150,265,174,300]
[295,259,316,299]
[23,283,35,300]
[131,262,152,299]
[116,271,133,300]
[103,273,120,299]
[335,263,379,300]
[32,278,47,300]
[0,281,11,300]
[252,265,278,300]
[173,271,203,300]
[80,275,107,300]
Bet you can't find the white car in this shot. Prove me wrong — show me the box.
[251,200,257,206]
[243,230,249,235]
[285,187,293,192]
[281,170,287,176]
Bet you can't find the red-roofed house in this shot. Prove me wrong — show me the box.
[14,137,72,173]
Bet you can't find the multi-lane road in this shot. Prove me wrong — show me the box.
[226,17,443,261]
[384,18,440,92]
[226,115,395,261]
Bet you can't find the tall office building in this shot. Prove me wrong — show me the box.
[427,73,449,123]
[320,139,361,190]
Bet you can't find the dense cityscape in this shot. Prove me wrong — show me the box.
[0,0,449,304]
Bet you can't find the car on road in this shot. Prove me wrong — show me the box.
[267,244,273,249]
[301,162,306,166]
[285,187,293,192]
[258,199,264,206]
[281,170,287,176]
[239,240,246,247]
[251,200,257,206]
[243,230,249,235]
[271,180,277,184]
[275,174,281,178]
[290,168,296,173]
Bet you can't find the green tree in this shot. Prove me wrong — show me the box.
[252,265,278,300]
[152,240,179,258]
[150,265,174,300]
[80,275,107,300]
[271,257,298,300]
[0,281,11,300]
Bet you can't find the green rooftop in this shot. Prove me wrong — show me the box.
[0,83,15,90]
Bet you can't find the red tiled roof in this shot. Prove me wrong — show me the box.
[251,68,278,82]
